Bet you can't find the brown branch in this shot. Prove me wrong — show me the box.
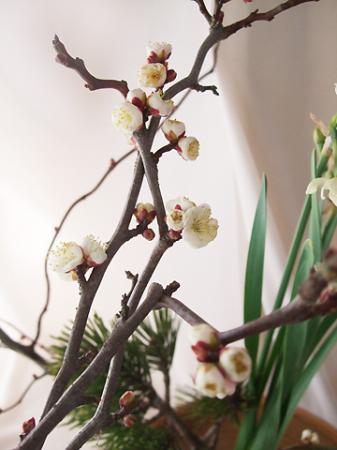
[32,148,136,349]
[17,283,165,450]
[165,0,321,100]
[0,328,47,368]
[134,132,168,237]
[153,143,176,162]
[65,347,125,450]
[52,35,129,96]
[41,154,144,418]
[0,372,47,414]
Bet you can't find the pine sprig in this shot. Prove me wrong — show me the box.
[48,310,180,449]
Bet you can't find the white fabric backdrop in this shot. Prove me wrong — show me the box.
[0,0,336,448]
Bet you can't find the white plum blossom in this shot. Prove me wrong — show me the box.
[112,102,143,135]
[147,41,172,63]
[301,429,320,445]
[182,204,218,248]
[126,88,147,109]
[335,83,337,96]
[188,324,219,349]
[147,91,174,117]
[162,119,185,143]
[48,242,84,278]
[138,63,167,88]
[81,235,107,267]
[219,347,252,383]
[166,197,196,231]
[195,363,236,399]
[306,177,337,206]
[177,136,199,161]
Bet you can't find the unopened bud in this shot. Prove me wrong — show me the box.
[134,203,156,224]
[122,414,136,428]
[22,418,36,434]
[189,324,220,362]
[219,347,252,383]
[166,69,177,83]
[126,88,147,110]
[142,228,155,241]
[119,391,136,408]
[167,229,182,241]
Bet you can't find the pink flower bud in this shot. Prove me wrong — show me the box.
[119,390,136,408]
[162,119,185,143]
[126,88,147,110]
[134,203,156,224]
[167,229,181,241]
[147,91,174,117]
[189,324,220,361]
[22,417,36,434]
[142,228,155,241]
[122,414,136,428]
[146,41,172,63]
[166,69,177,83]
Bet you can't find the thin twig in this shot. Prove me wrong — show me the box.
[192,0,213,24]
[0,328,47,368]
[18,283,165,450]
[32,148,136,349]
[52,35,129,96]
[0,373,47,414]
[65,348,125,450]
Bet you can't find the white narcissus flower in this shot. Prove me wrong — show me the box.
[219,347,252,383]
[195,363,236,399]
[82,235,107,267]
[126,88,147,109]
[112,102,143,135]
[182,204,218,248]
[147,91,174,117]
[188,324,219,348]
[301,429,320,445]
[306,177,337,206]
[166,197,196,231]
[162,119,185,143]
[147,41,172,63]
[177,136,199,161]
[138,63,167,88]
[48,242,84,276]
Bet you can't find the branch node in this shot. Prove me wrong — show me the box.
[164,281,181,297]
[193,83,219,96]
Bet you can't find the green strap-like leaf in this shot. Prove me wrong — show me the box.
[278,325,337,441]
[244,175,267,367]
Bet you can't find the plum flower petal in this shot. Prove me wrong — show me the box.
[147,91,174,117]
[162,119,185,143]
[219,347,252,383]
[188,323,219,349]
[126,88,147,109]
[166,197,196,231]
[195,363,236,399]
[177,136,199,161]
[182,204,218,248]
[146,41,172,63]
[138,63,167,88]
[112,102,143,135]
[48,242,84,275]
[82,235,107,267]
